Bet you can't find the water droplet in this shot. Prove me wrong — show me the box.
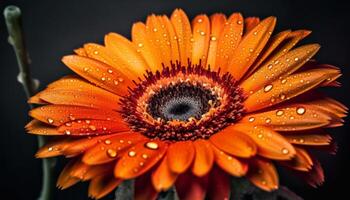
[237,20,242,25]
[107,69,113,74]
[65,130,71,135]
[210,36,217,41]
[248,117,255,122]
[265,118,271,124]
[276,110,284,116]
[89,125,96,131]
[294,57,299,61]
[200,31,205,36]
[257,134,263,139]
[128,151,136,157]
[279,93,286,100]
[281,79,287,84]
[101,77,106,81]
[107,149,117,158]
[281,148,289,154]
[145,141,159,150]
[93,50,99,55]
[264,84,273,92]
[48,147,53,151]
[197,18,203,23]
[296,107,306,115]
[153,28,158,32]
[104,139,111,145]
[47,118,54,124]
[138,43,143,47]
[142,154,148,159]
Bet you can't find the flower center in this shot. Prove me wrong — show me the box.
[120,62,246,141]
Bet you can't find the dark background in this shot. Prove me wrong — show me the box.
[0,0,349,199]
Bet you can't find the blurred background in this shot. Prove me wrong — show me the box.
[0,0,349,199]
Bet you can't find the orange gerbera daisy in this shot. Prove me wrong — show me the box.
[26,9,347,199]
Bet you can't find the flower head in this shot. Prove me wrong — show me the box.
[27,9,347,199]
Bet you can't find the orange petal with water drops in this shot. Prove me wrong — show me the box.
[244,69,333,112]
[215,13,243,71]
[104,32,150,77]
[58,119,129,136]
[62,135,111,157]
[76,163,114,181]
[161,15,180,63]
[132,22,163,72]
[135,173,158,200]
[88,175,122,199]
[206,166,231,200]
[171,9,192,64]
[35,138,72,158]
[74,47,87,56]
[26,119,60,135]
[114,140,167,179]
[57,159,81,189]
[240,104,332,131]
[82,132,146,165]
[191,14,210,65]
[212,144,248,177]
[294,158,324,187]
[175,172,208,200]
[206,13,226,69]
[210,125,257,158]
[244,17,260,34]
[29,105,122,126]
[62,55,132,96]
[279,147,313,171]
[83,43,137,80]
[241,44,320,94]
[285,133,332,146]
[68,160,90,179]
[167,141,195,173]
[263,30,312,64]
[245,30,291,77]
[233,124,296,160]
[228,16,276,80]
[152,156,178,192]
[192,139,214,177]
[248,158,279,191]
[146,15,173,67]
[33,77,121,110]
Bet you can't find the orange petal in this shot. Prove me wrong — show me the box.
[241,44,320,94]
[26,119,60,135]
[171,9,192,64]
[146,15,173,67]
[191,15,210,65]
[83,43,138,80]
[132,22,163,72]
[82,132,146,165]
[210,125,257,158]
[192,139,214,177]
[161,15,180,63]
[245,30,291,77]
[167,141,195,173]
[279,147,313,171]
[88,175,122,199]
[74,47,87,56]
[206,166,231,200]
[114,140,167,179]
[175,172,208,200]
[228,16,276,80]
[57,159,81,189]
[29,105,123,126]
[68,160,90,179]
[248,158,279,191]
[104,32,150,77]
[57,119,129,136]
[81,164,114,181]
[206,13,226,69]
[263,30,312,65]
[240,104,332,131]
[135,173,158,200]
[212,144,248,177]
[62,135,111,157]
[244,17,260,34]
[244,68,333,112]
[151,156,178,192]
[233,124,296,160]
[215,13,243,71]
[285,133,332,146]
[62,55,132,96]
[35,138,72,158]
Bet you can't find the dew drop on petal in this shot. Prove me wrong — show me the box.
[142,154,148,159]
[107,149,117,158]
[48,147,53,151]
[265,118,272,124]
[88,125,97,131]
[65,130,71,135]
[248,117,255,122]
[104,139,111,145]
[276,110,284,116]
[281,148,289,155]
[145,141,159,150]
[264,84,273,92]
[47,118,54,124]
[296,107,306,115]
[128,151,136,157]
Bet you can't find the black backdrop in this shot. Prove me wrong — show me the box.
[0,0,349,199]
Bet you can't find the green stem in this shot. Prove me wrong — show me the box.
[4,5,56,200]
